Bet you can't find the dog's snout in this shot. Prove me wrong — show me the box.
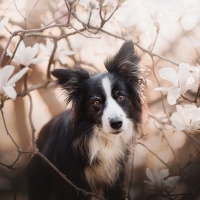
[110,117,122,130]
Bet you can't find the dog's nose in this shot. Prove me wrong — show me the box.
[110,117,122,129]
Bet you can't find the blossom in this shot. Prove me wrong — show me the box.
[7,41,44,67]
[0,18,9,30]
[154,63,198,105]
[40,39,75,65]
[0,65,28,100]
[171,105,200,134]
[144,167,180,191]
[79,0,99,10]
[189,64,200,84]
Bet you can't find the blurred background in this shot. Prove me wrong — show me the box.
[0,0,200,199]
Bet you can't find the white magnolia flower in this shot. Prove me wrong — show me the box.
[189,64,200,84]
[79,0,99,11]
[7,41,44,67]
[141,0,180,35]
[40,39,75,65]
[171,105,200,134]
[154,63,198,105]
[0,18,9,30]
[144,167,180,191]
[0,65,28,100]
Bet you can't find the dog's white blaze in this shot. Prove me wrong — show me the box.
[101,77,128,133]
[85,76,136,196]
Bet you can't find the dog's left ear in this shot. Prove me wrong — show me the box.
[105,40,141,83]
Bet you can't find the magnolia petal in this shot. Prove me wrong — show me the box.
[189,120,200,133]
[184,105,198,123]
[32,43,39,58]
[0,17,9,30]
[143,180,154,186]
[40,43,51,55]
[146,168,154,182]
[3,86,17,100]
[7,67,28,86]
[152,167,160,186]
[166,176,180,182]
[46,38,54,51]
[17,41,26,53]
[57,40,68,52]
[58,55,66,65]
[159,67,178,87]
[20,47,34,66]
[165,10,180,21]
[159,169,169,179]
[171,112,185,130]
[162,180,174,189]
[0,65,14,86]
[6,48,13,57]
[165,176,180,188]
[178,63,190,93]
[176,105,187,126]
[171,115,185,130]
[154,87,170,91]
[31,57,45,65]
[167,87,181,105]
[185,82,198,92]
[60,50,75,56]
[144,19,156,36]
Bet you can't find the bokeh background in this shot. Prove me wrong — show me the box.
[0,0,200,199]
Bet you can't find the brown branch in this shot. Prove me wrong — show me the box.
[95,28,179,66]
[37,152,106,200]
[150,56,167,114]
[47,39,57,79]
[161,129,182,170]
[183,130,200,146]
[137,142,178,175]
[23,74,37,150]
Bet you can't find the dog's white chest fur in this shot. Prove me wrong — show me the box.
[84,124,135,194]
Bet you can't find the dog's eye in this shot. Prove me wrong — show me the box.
[93,100,101,106]
[117,95,125,101]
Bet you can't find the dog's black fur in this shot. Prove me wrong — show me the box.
[26,40,147,200]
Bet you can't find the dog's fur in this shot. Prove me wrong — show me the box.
[26,40,147,200]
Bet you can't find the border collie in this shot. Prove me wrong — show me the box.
[26,40,147,200]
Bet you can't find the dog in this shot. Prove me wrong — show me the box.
[26,40,147,200]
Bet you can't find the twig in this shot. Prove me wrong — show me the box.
[183,130,200,146]
[137,142,177,175]
[161,129,182,170]
[47,39,57,79]
[23,74,36,149]
[150,56,167,114]
[14,0,39,30]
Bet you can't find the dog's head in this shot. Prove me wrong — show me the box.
[51,40,146,135]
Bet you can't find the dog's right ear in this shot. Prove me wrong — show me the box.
[51,68,89,104]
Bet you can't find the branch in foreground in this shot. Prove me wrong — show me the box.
[37,152,105,200]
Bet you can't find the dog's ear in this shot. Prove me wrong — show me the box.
[51,68,89,104]
[105,40,141,83]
